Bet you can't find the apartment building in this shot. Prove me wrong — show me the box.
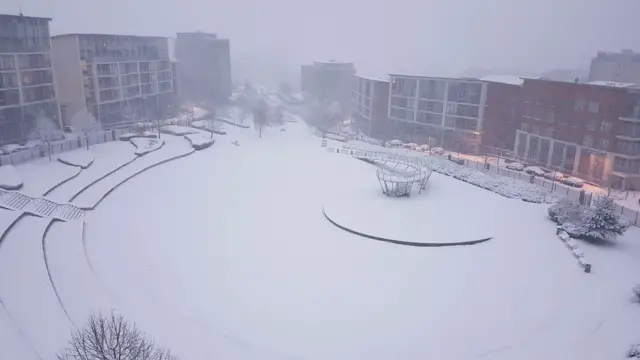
[589,49,640,85]
[351,75,390,138]
[51,33,175,129]
[175,32,231,104]
[0,14,60,144]
[514,78,640,189]
[301,60,356,120]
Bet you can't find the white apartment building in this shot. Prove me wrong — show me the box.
[51,33,175,129]
[0,14,61,144]
[388,75,487,153]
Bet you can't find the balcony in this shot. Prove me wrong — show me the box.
[617,123,640,139]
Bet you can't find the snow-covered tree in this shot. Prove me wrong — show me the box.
[583,197,627,241]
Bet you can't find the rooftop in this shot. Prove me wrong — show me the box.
[588,80,639,88]
[389,74,485,83]
[355,74,390,82]
[52,33,166,40]
[0,13,52,21]
[480,74,525,86]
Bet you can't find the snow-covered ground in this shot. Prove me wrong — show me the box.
[57,150,95,169]
[0,165,22,190]
[1,120,640,360]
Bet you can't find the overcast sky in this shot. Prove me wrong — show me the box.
[3,0,640,83]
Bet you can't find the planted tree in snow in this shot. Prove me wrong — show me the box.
[57,313,178,360]
[252,99,268,138]
[582,197,627,241]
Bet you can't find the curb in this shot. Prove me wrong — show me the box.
[42,218,76,326]
[68,156,138,202]
[323,207,492,247]
[43,167,82,196]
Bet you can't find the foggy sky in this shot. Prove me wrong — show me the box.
[3,0,640,84]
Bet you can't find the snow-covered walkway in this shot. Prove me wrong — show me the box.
[16,159,81,197]
[72,135,194,209]
[46,141,137,203]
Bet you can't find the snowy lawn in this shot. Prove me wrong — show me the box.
[119,131,158,141]
[130,137,164,156]
[160,125,200,136]
[4,122,640,360]
[0,165,22,190]
[78,121,640,360]
[0,215,74,359]
[72,135,193,209]
[46,141,137,203]
[184,133,215,150]
[14,160,81,197]
[57,150,94,169]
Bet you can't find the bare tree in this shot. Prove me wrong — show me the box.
[252,99,268,138]
[308,100,342,136]
[57,313,178,360]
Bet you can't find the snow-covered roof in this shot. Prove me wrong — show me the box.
[588,80,638,88]
[355,74,390,82]
[480,75,525,86]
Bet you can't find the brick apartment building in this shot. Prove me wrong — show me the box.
[175,32,231,104]
[0,14,61,144]
[514,78,640,189]
[351,75,390,139]
[51,33,176,129]
[386,75,522,153]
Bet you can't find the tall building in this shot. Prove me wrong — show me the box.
[514,78,640,189]
[351,75,390,139]
[175,32,231,104]
[51,33,175,129]
[386,74,523,153]
[0,13,60,144]
[589,49,640,85]
[301,60,356,120]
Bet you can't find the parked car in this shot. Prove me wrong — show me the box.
[431,147,445,155]
[505,162,524,171]
[0,144,26,155]
[386,139,403,147]
[23,140,44,149]
[63,125,74,133]
[403,142,419,150]
[417,144,430,152]
[562,177,584,188]
[543,171,564,181]
[524,166,545,176]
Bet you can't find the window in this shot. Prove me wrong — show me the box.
[582,135,593,147]
[588,101,599,113]
[599,138,610,150]
[521,122,530,132]
[574,98,586,112]
[586,119,597,131]
[600,120,612,134]
[544,127,554,137]
[445,103,457,114]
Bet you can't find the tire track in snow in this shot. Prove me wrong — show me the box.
[42,219,76,327]
[0,299,43,360]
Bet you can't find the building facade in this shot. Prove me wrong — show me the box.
[387,75,488,153]
[589,49,640,85]
[175,32,231,104]
[480,76,523,150]
[0,14,60,144]
[514,78,640,189]
[351,75,390,139]
[51,33,175,129]
[301,60,356,120]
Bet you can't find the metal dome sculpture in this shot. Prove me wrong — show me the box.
[354,151,432,197]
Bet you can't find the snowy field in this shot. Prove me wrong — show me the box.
[1,120,640,360]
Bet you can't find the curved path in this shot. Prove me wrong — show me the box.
[323,207,492,247]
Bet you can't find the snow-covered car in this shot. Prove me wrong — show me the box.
[505,162,524,171]
[543,171,564,181]
[403,142,418,150]
[524,166,545,176]
[386,139,403,147]
[430,147,445,155]
[417,144,430,152]
[562,177,584,188]
[23,139,44,149]
[0,144,26,154]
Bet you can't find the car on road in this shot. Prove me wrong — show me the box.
[562,177,585,188]
[543,171,564,182]
[505,162,524,171]
[524,166,545,176]
[430,147,445,155]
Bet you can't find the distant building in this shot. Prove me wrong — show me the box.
[51,33,175,129]
[589,49,640,85]
[351,75,390,139]
[175,32,231,104]
[0,13,61,144]
[300,60,356,120]
[514,78,640,189]
[480,75,524,150]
